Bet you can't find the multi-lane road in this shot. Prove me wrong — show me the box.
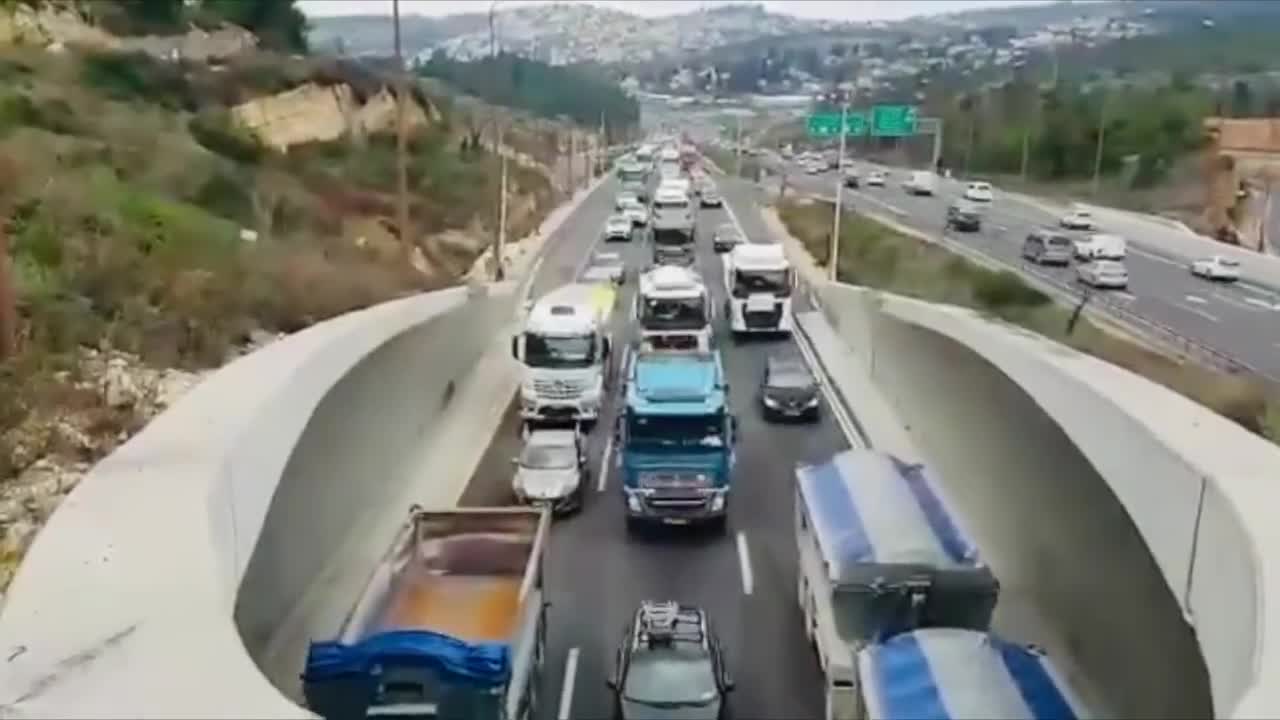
[461,174,851,719]
[771,155,1280,380]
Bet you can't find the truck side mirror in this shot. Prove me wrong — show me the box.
[510,335,519,360]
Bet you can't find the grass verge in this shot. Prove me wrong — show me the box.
[778,198,1279,442]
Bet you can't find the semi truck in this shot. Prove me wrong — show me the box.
[617,349,735,533]
[723,243,794,336]
[511,283,615,425]
[617,161,649,203]
[635,265,713,352]
[650,186,697,266]
[302,506,551,720]
[795,449,1000,720]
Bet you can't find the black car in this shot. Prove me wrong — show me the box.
[712,223,744,253]
[946,201,982,232]
[760,355,820,421]
[842,169,860,188]
[607,601,734,720]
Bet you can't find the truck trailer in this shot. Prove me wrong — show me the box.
[302,507,551,720]
[795,450,1000,720]
[857,628,1090,720]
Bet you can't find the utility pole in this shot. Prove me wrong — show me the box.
[489,0,505,280]
[569,130,577,191]
[393,0,410,257]
[830,101,849,282]
[963,95,977,178]
[598,110,606,176]
[734,115,742,177]
[1092,88,1109,197]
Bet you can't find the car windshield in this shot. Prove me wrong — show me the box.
[609,216,630,226]
[523,333,596,369]
[732,269,789,297]
[641,296,706,330]
[627,413,725,448]
[623,646,720,706]
[654,199,688,211]
[1220,259,1240,267]
[520,442,576,470]
[768,361,813,389]
[623,201,644,211]
[1047,236,1071,247]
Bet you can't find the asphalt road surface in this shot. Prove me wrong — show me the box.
[462,174,851,719]
[772,155,1280,380]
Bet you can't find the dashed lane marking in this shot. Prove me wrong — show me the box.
[557,648,580,720]
[736,532,755,596]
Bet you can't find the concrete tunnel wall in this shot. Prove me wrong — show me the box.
[236,283,516,697]
[0,282,515,718]
[814,282,1280,719]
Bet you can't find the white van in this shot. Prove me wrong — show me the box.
[903,170,937,196]
[1074,233,1126,261]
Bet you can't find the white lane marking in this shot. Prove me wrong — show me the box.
[736,532,754,596]
[1112,291,1137,302]
[557,648,581,720]
[1211,292,1266,312]
[1184,294,1207,304]
[1126,246,1184,268]
[1245,297,1280,311]
[1172,301,1220,323]
[995,225,1009,232]
[847,188,907,217]
[597,437,613,493]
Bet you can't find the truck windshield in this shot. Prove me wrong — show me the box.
[523,333,597,369]
[731,269,791,298]
[641,297,706,330]
[620,169,646,184]
[627,413,725,448]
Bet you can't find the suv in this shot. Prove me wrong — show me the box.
[607,601,735,720]
[946,201,982,232]
[1022,228,1073,265]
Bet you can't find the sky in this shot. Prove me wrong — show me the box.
[298,0,1056,23]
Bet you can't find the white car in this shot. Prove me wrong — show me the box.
[603,214,634,242]
[1073,233,1126,261]
[1060,208,1095,230]
[621,199,649,226]
[804,162,824,175]
[865,170,886,187]
[1190,255,1242,282]
[1077,260,1129,290]
[963,181,994,203]
[584,251,626,285]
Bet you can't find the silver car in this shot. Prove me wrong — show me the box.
[1077,259,1129,290]
[512,428,586,514]
[584,251,626,285]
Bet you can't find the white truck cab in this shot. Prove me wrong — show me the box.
[723,243,794,337]
[635,264,713,352]
[512,284,614,425]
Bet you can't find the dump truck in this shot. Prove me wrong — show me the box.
[303,506,551,720]
[795,449,1000,720]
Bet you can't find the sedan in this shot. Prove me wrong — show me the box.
[1191,255,1242,282]
[512,429,586,514]
[1076,260,1129,290]
[946,201,982,232]
[604,214,634,242]
[712,222,744,253]
[621,200,649,227]
[700,187,724,208]
[963,181,994,203]
[1059,208,1095,230]
[760,355,820,421]
[585,251,626,285]
[842,168,860,188]
[864,170,886,187]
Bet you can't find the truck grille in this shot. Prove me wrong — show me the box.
[645,491,711,510]
[744,305,782,328]
[533,378,585,400]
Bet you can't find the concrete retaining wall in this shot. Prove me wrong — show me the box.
[0,283,516,718]
[815,282,1280,719]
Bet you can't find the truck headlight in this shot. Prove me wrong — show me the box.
[709,491,726,512]
[627,493,643,512]
[520,383,537,401]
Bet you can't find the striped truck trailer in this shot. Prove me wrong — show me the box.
[858,628,1090,720]
[795,450,1000,720]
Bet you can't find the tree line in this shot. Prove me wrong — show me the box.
[418,51,639,136]
[85,0,310,53]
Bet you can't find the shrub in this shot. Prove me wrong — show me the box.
[190,169,255,225]
[971,268,1051,310]
[80,51,195,111]
[189,110,266,165]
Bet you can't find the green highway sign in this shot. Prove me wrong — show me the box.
[871,104,919,137]
[806,111,869,138]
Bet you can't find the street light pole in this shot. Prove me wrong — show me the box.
[830,101,849,282]
[1091,88,1109,197]
[489,0,506,280]
[393,0,410,257]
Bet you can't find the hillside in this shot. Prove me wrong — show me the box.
[0,4,583,591]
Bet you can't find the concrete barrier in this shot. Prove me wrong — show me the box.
[0,282,517,718]
[813,281,1280,719]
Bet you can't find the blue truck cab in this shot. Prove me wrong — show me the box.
[617,349,736,533]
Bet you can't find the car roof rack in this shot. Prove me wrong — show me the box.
[637,601,704,647]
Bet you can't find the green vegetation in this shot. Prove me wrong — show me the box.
[419,52,639,136]
[778,199,1279,441]
[87,0,310,52]
[0,44,554,480]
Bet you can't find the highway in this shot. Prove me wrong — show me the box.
[771,156,1280,380]
[462,174,850,719]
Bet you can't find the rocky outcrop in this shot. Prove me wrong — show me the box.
[230,82,437,152]
[0,3,257,61]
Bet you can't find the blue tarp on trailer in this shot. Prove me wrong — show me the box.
[860,628,1086,720]
[796,450,982,580]
[303,629,511,687]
